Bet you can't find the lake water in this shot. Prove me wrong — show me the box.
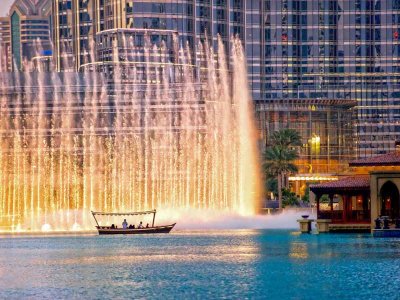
[0,230,399,299]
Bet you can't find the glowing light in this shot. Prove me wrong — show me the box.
[15,224,23,232]
[288,176,338,181]
[71,223,81,231]
[309,134,321,156]
[41,224,52,232]
[0,36,261,231]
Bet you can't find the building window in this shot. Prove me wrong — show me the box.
[11,12,21,70]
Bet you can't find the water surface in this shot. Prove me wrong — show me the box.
[0,230,399,299]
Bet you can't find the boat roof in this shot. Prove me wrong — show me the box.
[91,210,156,216]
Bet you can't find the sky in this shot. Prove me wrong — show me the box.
[0,0,14,17]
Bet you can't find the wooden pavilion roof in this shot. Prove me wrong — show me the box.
[349,152,400,167]
[310,176,370,194]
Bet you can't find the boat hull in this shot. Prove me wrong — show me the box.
[97,223,176,235]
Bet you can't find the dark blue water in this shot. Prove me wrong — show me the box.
[0,230,399,299]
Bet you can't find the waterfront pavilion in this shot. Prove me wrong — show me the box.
[310,147,400,233]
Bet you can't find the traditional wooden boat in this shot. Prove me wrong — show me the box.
[91,210,176,235]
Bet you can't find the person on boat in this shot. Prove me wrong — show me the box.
[138,221,143,229]
[122,219,128,229]
[111,224,115,229]
[146,223,149,228]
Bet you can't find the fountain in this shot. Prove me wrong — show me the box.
[0,34,261,232]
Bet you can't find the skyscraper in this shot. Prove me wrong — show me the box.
[52,0,258,88]
[0,17,11,71]
[259,0,400,158]
[2,0,53,71]
[52,0,400,161]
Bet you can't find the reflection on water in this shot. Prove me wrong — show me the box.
[289,242,309,259]
[0,230,400,299]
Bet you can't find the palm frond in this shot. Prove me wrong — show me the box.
[270,128,302,147]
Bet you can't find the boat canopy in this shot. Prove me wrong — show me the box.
[91,210,156,216]
[91,210,157,227]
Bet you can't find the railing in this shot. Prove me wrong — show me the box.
[318,210,370,223]
[319,210,343,220]
[346,210,370,222]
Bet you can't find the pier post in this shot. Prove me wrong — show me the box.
[316,219,331,233]
[297,216,314,233]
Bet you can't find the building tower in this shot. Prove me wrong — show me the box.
[258,0,400,158]
[52,0,261,97]
[3,0,53,71]
[0,17,11,72]
[52,1,400,187]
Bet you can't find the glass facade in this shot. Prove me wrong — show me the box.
[7,1,51,71]
[94,29,183,83]
[125,1,194,46]
[256,99,355,175]
[0,17,11,72]
[53,0,400,158]
[256,98,356,196]
[261,0,400,157]
[53,0,259,89]
[55,0,75,70]
[11,12,21,70]
[20,19,51,64]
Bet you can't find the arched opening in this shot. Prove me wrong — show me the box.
[380,181,400,219]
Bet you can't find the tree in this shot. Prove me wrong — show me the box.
[266,178,278,198]
[263,129,301,209]
[282,188,300,207]
[269,128,302,148]
[302,182,318,204]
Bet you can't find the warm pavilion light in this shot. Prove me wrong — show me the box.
[289,176,338,181]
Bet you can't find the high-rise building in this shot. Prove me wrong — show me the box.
[93,28,181,82]
[0,17,11,71]
[258,0,400,158]
[256,98,356,195]
[0,0,52,71]
[52,0,258,86]
[52,1,400,161]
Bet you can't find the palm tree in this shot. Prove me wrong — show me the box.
[264,129,301,208]
[269,128,302,148]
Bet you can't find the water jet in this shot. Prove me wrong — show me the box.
[0,33,261,231]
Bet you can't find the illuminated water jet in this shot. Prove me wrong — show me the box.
[71,223,81,231]
[41,224,51,232]
[0,34,261,231]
